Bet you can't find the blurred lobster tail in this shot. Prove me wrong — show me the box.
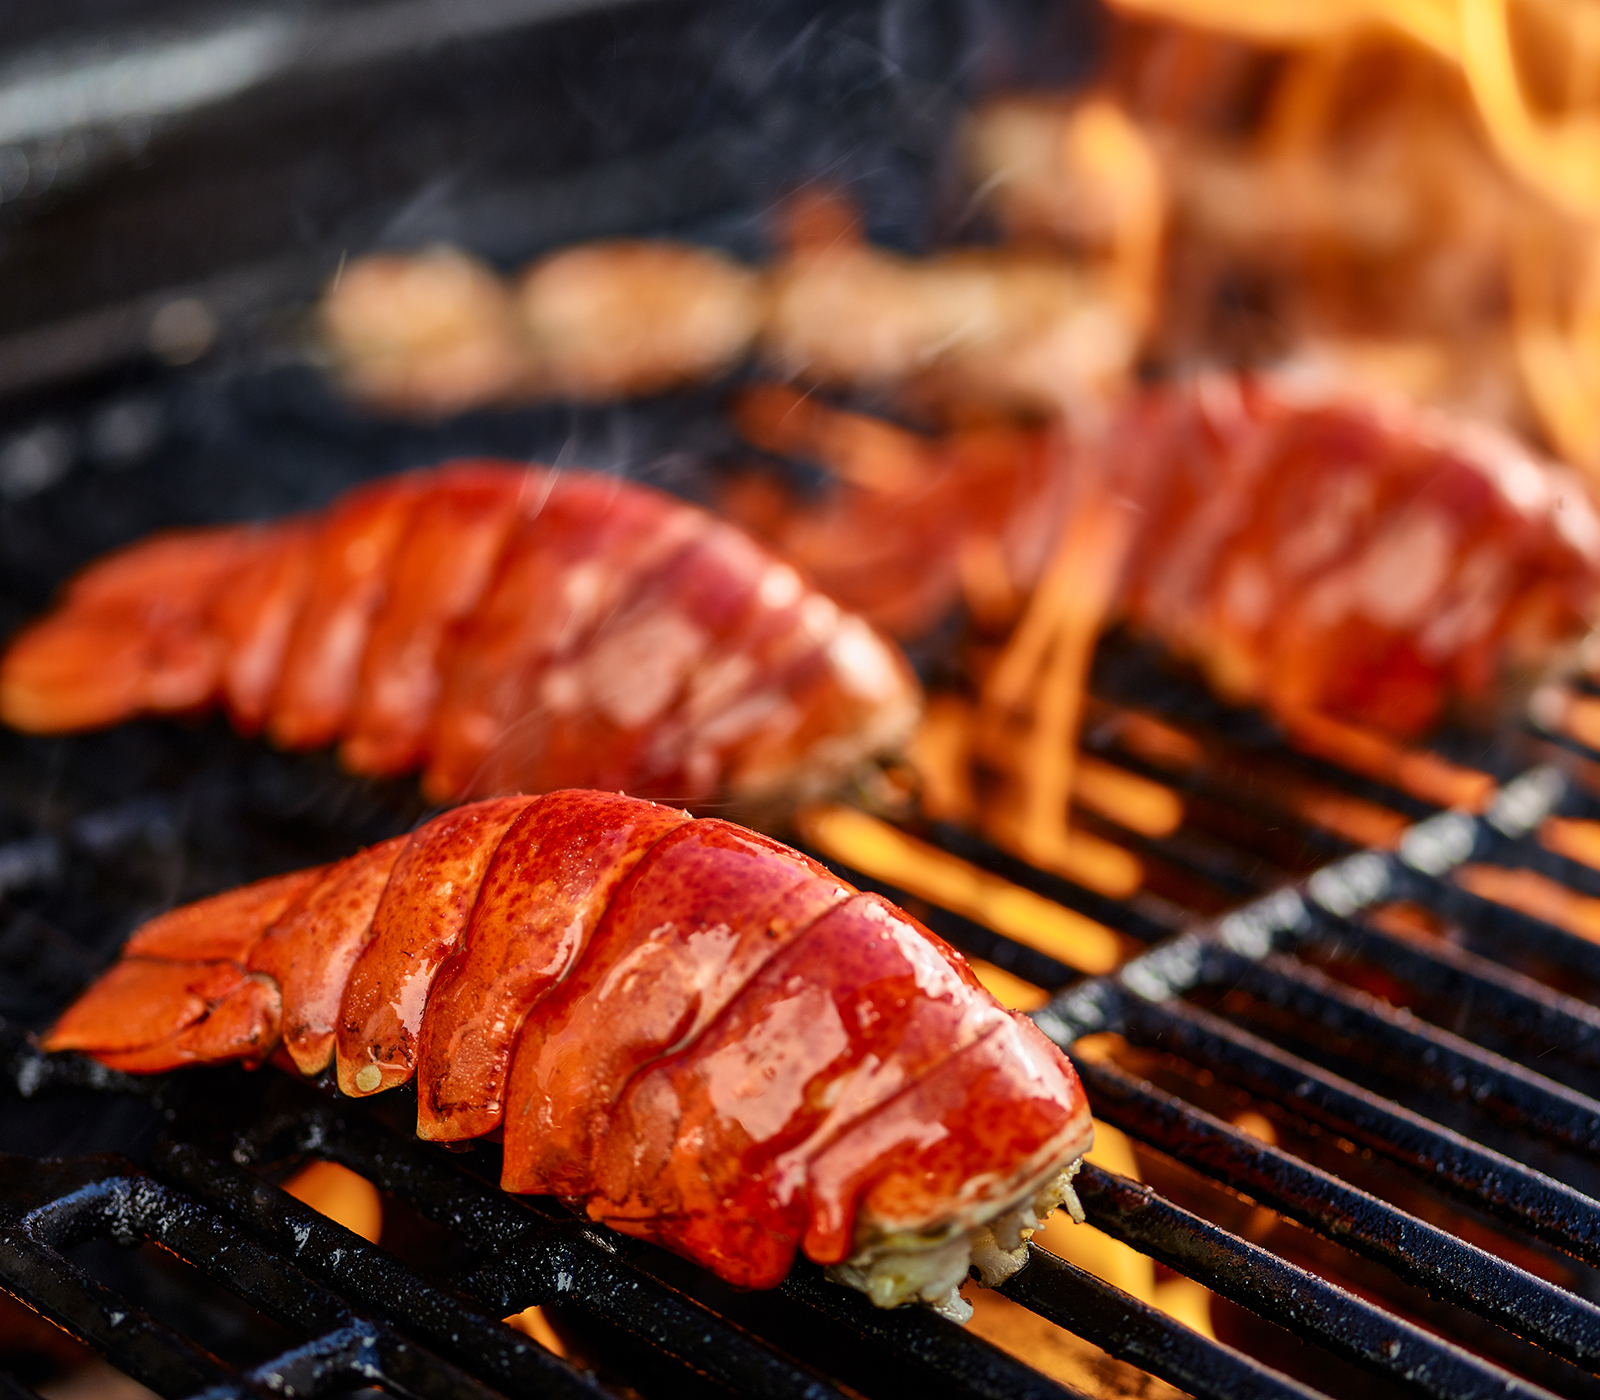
[0,462,921,811]
[1106,372,1600,737]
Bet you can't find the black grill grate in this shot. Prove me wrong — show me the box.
[9,705,1600,1399]
[6,0,1600,1394]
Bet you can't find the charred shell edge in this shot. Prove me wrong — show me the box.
[826,1146,1090,1324]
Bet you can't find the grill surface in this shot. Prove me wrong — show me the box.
[6,1,1600,1397]
[8,658,1600,1400]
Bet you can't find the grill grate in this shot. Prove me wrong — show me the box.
[3,1056,1090,1400]
[7,703,1600,1399]
[6,0,1600,1394]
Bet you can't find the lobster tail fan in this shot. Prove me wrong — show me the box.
[42,958,283,1072]
[0,529,255,734]
[42,859,368,1074]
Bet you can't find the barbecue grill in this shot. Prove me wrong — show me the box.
[5,1,1600,1397]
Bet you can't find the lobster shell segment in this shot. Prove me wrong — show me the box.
[335,795,535,1096]
[0,463,920,811]
[497,818,857,1198]
[248,836,410,1076]
[43,789,1090,1314]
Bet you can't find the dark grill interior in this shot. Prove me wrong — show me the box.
[7,1,1600,1397]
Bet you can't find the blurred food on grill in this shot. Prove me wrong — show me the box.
[313,0,1600,474]
[1093,0,1600,477]
[725,381,1066,639]
[314,0,1600,478]
[38,0,1600,879]
[322,241,771,411]
[727,372,1597,864]
[319,184,1147,420]
[0,461,919,813]
[43,788,1095,1322]
[317,249,536,415]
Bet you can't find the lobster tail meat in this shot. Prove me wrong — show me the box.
[43,790,1091,1319]
[1,463,919,811]
[809,1015,1083,1303]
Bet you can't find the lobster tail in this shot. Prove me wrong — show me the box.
[0,529,256,733]
[44,866,326,1070]
[1,464,920,810]
[43,790,1091,1315]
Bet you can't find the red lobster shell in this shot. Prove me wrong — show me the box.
[740,373,1600,738]
[0,462,918,808]
[1108,375,1600,737]
[43,789,1092,1315]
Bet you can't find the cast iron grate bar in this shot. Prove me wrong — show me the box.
[149,1141,734,1400]
[773,1263,1086,1400]
[1409,876,1600,987]
[1073,1163,1562,1400]
[1078,1055,1600,1374]
[1077,720,1392,860]
[1207,947,1600,1160]
[152,1080,854,1400]
[1084,653,1446,823]
[1075,810,1283,902]
[207,1321,522,1400]
[1118,994,1600,1267]
[0,1155,533,1400]
[0,1225,240,1400]
[925,821,1184,943]
[173,1071,1089,1400]
[1484,832,1600,904]
[996,1241,1322,1400]
[1298,914,1600,1076]
[1031,775,1565,1057]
